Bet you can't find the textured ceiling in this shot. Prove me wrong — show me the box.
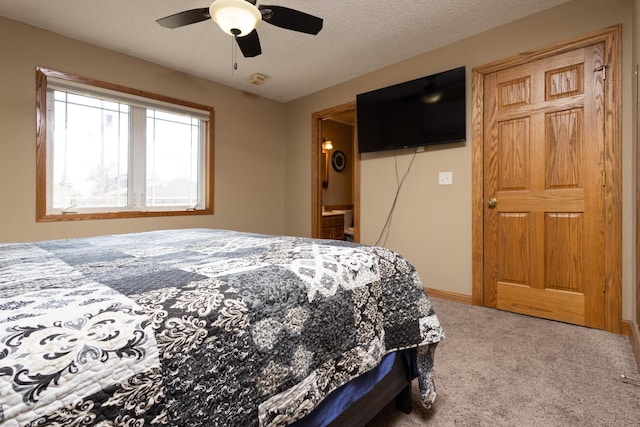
[0,0,569,102]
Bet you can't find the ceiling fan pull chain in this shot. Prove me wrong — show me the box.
[230,29,241,74]
[231,35,237,74]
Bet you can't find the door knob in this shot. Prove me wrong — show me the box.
[487,198,497,209]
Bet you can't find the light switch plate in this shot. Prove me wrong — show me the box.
[439,171,453,185]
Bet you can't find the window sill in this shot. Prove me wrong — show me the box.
[36,208,214,222]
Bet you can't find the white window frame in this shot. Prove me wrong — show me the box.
[36,67,215,222]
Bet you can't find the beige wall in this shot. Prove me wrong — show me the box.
[285,0,637,320]
[0,17,287,243]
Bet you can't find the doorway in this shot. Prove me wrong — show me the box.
[311,101,360,242]
[471,26,622,333]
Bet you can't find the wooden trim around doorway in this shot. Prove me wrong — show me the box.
[471,25,622,333]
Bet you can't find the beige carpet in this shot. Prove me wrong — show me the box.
[367,298,640,426]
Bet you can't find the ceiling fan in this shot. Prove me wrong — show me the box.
[156,0,323,58]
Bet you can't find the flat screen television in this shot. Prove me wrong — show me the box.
[356,66,466,153]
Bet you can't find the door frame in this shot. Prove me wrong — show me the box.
[311,101,360,241]
[471,25,622,333]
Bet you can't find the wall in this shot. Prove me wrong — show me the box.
[284,0,637,320]
[322,120,353,208]
[0,17,287,243]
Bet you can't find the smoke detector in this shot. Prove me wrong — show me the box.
[249,73,266,85]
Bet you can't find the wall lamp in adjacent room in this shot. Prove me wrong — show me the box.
[322,138,334,150]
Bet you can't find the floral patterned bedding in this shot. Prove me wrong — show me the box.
[0,228,444,426]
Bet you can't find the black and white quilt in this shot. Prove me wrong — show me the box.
[0,228,444,426]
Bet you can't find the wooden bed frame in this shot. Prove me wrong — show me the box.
[327,353,412,426]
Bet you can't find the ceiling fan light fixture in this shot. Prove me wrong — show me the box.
[209,0,261,37]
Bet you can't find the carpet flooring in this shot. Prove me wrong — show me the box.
[367,298,640,426]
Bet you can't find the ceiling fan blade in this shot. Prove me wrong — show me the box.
[259,5,323,35]
[236,30,262,57]
[156,8,211,29]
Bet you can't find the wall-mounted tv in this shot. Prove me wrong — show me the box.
[356,66,466,153]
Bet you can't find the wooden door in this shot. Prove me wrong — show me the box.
[483,43,606,328]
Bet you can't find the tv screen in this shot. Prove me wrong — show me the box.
[356,66,466,153]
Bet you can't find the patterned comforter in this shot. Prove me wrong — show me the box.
[0,228,444,426]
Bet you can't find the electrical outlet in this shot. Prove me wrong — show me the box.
[438,171,453,185]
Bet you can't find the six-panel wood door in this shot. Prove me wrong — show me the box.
[483,43,606,328]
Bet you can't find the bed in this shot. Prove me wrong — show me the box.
[0,228,444,426]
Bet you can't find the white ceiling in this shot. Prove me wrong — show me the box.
[0,0,569,103]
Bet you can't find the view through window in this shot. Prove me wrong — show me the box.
[36,67,214,221]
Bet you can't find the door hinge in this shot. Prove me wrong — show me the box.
[602,277,607,293]
[594,64,608,80]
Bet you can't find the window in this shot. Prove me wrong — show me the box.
[36,67,214,221]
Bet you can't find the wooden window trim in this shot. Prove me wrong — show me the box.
[35,67,215,222]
